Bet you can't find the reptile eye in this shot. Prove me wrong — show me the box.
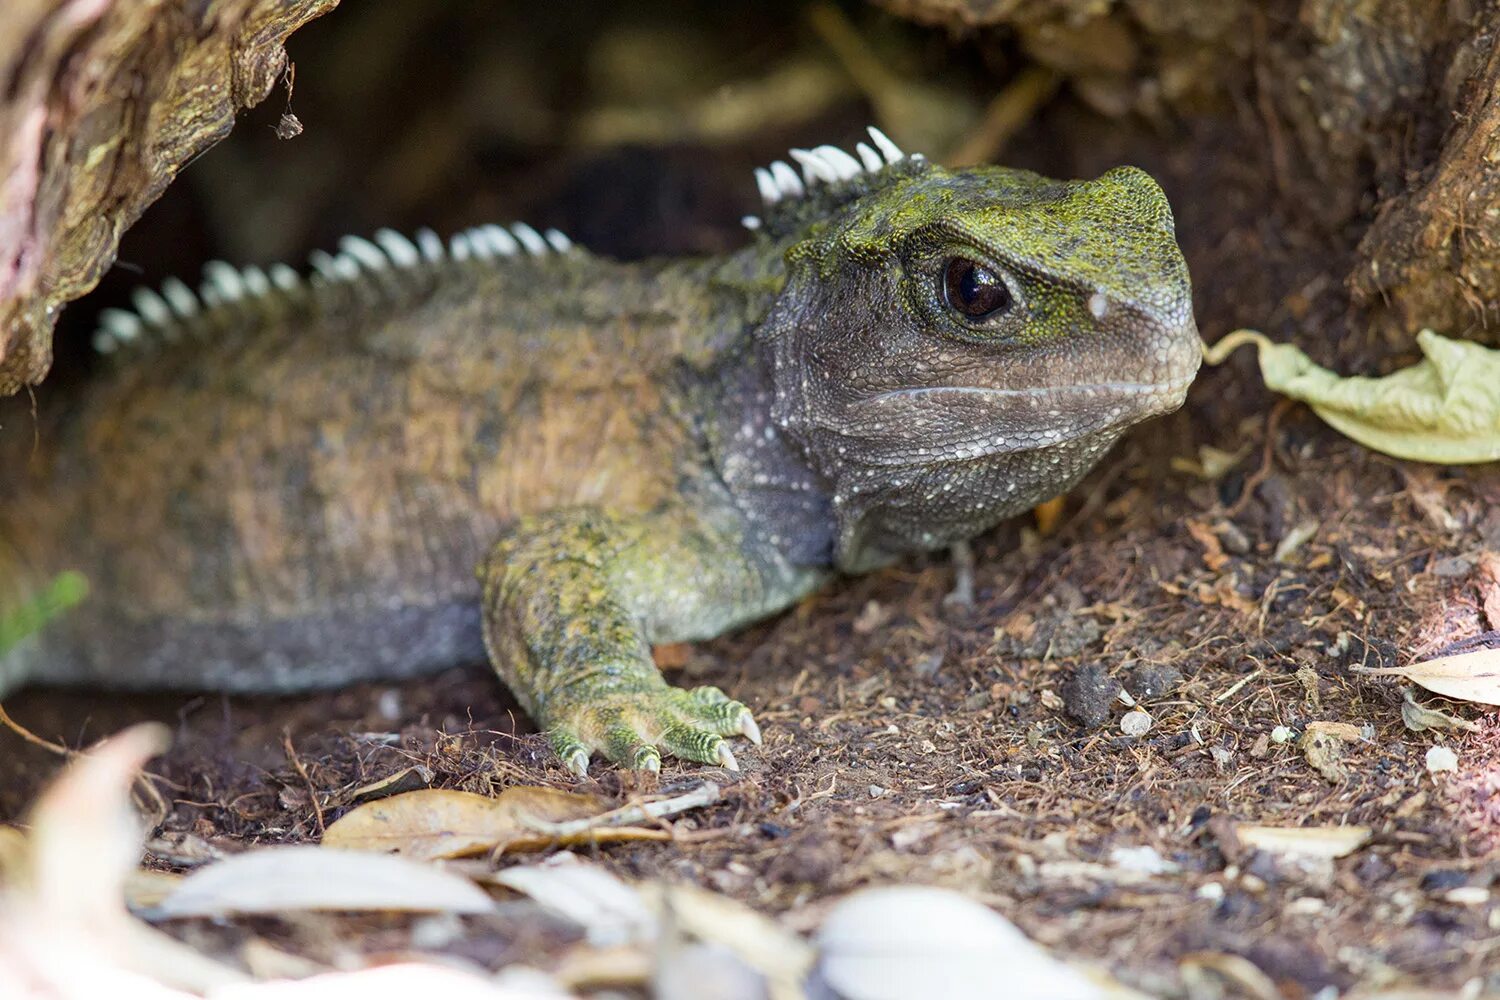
[942,258,1012,321]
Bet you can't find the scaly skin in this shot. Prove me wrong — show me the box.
[0,131,1200,773]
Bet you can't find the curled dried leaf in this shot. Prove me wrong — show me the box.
[1203,330,1500,464]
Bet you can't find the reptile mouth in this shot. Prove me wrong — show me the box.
[838,373,1197,466]
[854,374,1197,412]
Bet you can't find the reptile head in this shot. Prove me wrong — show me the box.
[755,133,1200,571]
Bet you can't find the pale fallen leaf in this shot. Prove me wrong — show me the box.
[1355,647,1500,706]
[1235,824,1371,859]
[211,963,572,999]
[1273,518,1319,564]
[155,845,496,918]
[0,723,248,994]
[814,886,1144,1000]
[1108,845,1178,876]
[640,880,815,1000]
[124,868,184,910]
[1203,329,1500,464]
[1180,952,1281,1000]
[487,857,655,947]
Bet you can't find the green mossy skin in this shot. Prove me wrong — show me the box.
[479,498,823,771]
[0,150,1200,771]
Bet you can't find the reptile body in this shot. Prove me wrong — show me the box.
[0,130,1200,773]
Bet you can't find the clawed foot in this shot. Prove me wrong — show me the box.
[545,685,761,777]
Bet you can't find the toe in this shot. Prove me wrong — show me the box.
[660,723,732,767]
[548,728,592,777]
[603,723,662,772]
[674,686,758,739]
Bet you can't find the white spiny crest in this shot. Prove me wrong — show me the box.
[751,125,909,208]
[93,221,577,354]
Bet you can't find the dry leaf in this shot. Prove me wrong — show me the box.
[156,845,496,917]
[1400,692,1479,733]
[1186,520,1228,572]
[0,723,247,994]
[211,963,571,999]
[1478,552,1500,632]
[323,787,611,860]
[1203,329,1500,464]
[123,869,184,910]
[1033,495,1066,536]
[348,765,434,804]
[640,881,816,1000]
[488,858,655,947]
[1355,647,1500,706]
[324,783,719,861]
[1235,824,1371,859]
[1298,722,1364,783]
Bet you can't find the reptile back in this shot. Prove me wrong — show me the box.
[0,230,722,691]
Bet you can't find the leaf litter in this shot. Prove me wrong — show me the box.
[0,722,1156,999]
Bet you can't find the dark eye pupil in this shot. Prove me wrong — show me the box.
[943,258,1011,320]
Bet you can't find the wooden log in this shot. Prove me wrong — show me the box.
[0,0,336,395]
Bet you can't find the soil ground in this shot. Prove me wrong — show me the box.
[6,403,1498,996]
[4,3,1500,996]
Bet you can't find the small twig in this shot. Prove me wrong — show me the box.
[1226,396,1295,517]
[525,782,722,839]
[0,702,71,756]
[945,66,1061,165]
[0,705,170,826]
[1214,668,1263,704]
[282,730,325,836]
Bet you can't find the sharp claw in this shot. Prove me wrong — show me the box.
[716,742,740,771]
[564,749,590,777]
[739,712,763,746]
[635,747,662,773]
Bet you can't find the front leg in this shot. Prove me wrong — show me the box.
[480,504,823,775]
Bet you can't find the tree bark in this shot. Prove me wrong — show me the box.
[0,0,336,395]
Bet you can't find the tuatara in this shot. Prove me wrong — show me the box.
[0,129,1199,774]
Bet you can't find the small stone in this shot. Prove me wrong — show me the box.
[1271,725,1295,743]
[1420,869,1470,892]
[1120,709,1153,737]
[1430,555,1474,578]
[911,650,944,678]
[1425,746,1459,773]
[1060,663,1118,729]
[1124,661,1183,700]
